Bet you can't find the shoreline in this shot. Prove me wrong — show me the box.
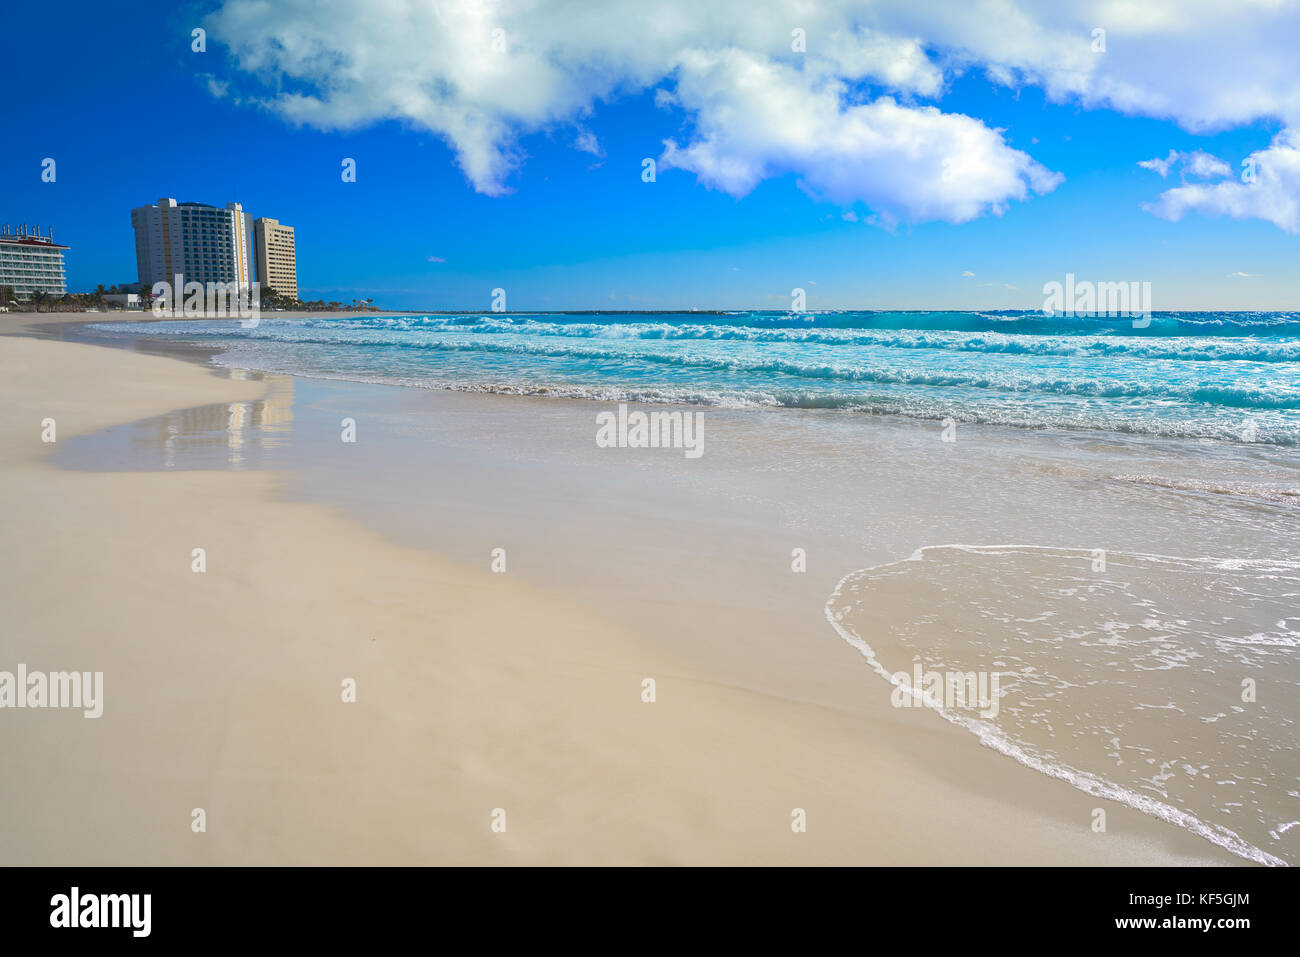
[52,310,1300,454]
[0,315,1254,864]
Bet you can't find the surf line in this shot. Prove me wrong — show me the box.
[821,542,1288,867]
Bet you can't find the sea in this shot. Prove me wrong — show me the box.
[90,309,1300,445]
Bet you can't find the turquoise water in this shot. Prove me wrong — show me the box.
[90,310,1300,445]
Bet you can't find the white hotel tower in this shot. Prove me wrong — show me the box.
[130,197,253,291]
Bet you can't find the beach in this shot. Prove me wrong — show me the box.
[0,314,1287,865]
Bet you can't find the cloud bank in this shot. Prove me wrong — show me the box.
[1143,131,1300,235]
[206,0,1300,229]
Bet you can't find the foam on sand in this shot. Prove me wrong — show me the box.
[825,544,1296,866]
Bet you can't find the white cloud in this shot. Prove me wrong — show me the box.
[206,0,1067,217]
[200,74,230,99]
[653,89,678,109]
[1226,271,1259,278]
[1144,131,1300,234]
[205,0,1300,225]
[573,129,603,156]
[1140,149,1231,180]
[426,256,446,263]
[961,270,975,277]
[659,50,1060,224]
[820,28,944,96]
[886,0,1300,132]
[1184,151,1232,179]
[1139,149,1179,178]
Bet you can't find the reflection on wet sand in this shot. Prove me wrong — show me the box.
[55,370,296,472]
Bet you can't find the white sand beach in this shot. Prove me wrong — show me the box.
[0,321,1253,865]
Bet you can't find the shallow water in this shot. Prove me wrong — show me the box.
[826,545,1300,866]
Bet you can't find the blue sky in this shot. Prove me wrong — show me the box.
[6,0,1298,310]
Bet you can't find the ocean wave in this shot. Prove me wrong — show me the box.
[259,317,1300,362]
[99,308,1300,337]
[191,333,1300,409]
[95,316,1300,367]
[190,346,1298,446]
[83,314,1300,446]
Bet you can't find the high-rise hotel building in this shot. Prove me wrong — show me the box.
[130,197,253,291]
[253,217,298,299]
[0,223,68,298]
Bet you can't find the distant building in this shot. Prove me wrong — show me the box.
[0,223,68,299]
[253,217,298,299]
[130,197,253,291]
